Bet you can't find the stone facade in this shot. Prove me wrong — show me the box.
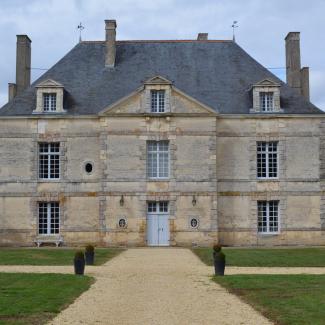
[0,85,325,247]
[1,21,324,247]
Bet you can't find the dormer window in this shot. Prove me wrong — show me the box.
[251,79,282,113]
[43,93,57,112]
[151,90,165,112]
[33,79,66,114]
[260,92,274,112]
[144,76,171,113]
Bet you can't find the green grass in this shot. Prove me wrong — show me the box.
[0,248,125,266]
[192,247,325,267]
[0,272,93,325]
[214,274,325,325]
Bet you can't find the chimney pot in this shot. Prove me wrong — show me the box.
[105,19,117,67]
[16,35,31,95]
[197,33,208,40]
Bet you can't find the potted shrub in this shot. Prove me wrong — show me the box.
[213,244,225,276]
[74,251,85,275]
[85,244,95,265]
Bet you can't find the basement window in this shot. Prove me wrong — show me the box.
[85,162,93,174]
[118,218,127,228]
[190,218,199,229]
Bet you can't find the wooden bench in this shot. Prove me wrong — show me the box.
[34,236,63,247]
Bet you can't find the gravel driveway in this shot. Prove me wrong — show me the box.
[45,248,272,325]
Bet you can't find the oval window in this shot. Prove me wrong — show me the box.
[118,218,127,228]
[85,163,93,174]
[190,218,198,228]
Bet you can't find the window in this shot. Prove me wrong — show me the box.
[147,201,169,213]
[190,218,199,228]
[151,90,165,112]
[260,92,274,112]
[258,201,279,234]
[257,142,278,179]
[118,218,127,228]
[147,141,169,179]
[39,143,60,179]
[85,162,93,174]
[43,93,57,112]
[38,202,60,235]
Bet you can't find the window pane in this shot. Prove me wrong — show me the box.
[257,142,278,179]
[147,141,169,178]
[260,92,274,112]
[147,202,157,213]
[257,201,279,233]
[39,143,60,179]
[38,202,60,235]
[43,93,57,112]
[151,90,165,113]
[159,201,168,212]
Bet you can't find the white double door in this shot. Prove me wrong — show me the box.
[147,202,169,246]
[147,214,169,246]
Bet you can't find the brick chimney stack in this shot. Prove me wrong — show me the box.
[197,33,208,40]
[8,35,31,101]
[16,35,31,95]
[105,20,117,67]
[285,32,310,100]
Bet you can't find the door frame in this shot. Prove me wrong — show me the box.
[146,201,170,246]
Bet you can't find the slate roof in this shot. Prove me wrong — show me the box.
[0,40,322,116]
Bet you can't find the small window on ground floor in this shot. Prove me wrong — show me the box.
[38,202,60,235]
[257,201,279,234]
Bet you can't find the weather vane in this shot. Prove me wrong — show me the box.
[231,21,238,42]
[77,22,85,43]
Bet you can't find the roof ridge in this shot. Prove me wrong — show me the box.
[81,40,233,44]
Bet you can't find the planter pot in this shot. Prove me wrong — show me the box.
[213,253,225,276]
[74,259,85,275]
[85,251,94,265]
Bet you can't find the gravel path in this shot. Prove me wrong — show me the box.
[48,248,272,325]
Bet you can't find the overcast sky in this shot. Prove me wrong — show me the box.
[0,0,324,109]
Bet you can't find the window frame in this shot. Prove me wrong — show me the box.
[43,93,57,112]
[147,201,169,213]
[150,90,166,113]
[257,200,280,234]
[147,140,170,179]
[38,142,60,180]
[38,202,60,235]
[259,92,274,112]
[257,141,278,180]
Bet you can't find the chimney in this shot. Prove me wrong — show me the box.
[285,32,301,91]
[285,32,310,100]
[300,67,310,101]
[197,33,208,40]
[105,20,117,67]
[16,35,31,95]
[8,83,17,101]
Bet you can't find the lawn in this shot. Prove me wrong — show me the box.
[214,274,325,325]
[0,273,93,325]
[0,248,125,266]
[192,247,325,267]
